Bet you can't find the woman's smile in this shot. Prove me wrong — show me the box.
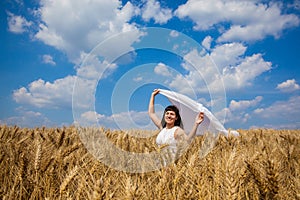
[164,111,177,123]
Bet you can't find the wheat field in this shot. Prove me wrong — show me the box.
[0,125,299,199]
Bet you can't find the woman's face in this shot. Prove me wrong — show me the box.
[164,110,177,125]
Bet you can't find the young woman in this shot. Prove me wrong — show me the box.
[148,89,204,149]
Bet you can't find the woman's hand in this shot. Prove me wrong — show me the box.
[152,89,160,96]
[195,112,204,125]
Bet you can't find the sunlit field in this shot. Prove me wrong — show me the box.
[0,125,299,199]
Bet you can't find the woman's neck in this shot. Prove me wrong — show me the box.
[165,124,175,129]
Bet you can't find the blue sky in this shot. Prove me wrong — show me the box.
[1,0,300,130]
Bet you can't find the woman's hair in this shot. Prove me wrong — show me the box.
[161,105,183,128]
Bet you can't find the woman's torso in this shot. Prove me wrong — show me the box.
[156,126,178,146]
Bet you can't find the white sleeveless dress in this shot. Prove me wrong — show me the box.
[156,126,179,161]
[156,126,178,146]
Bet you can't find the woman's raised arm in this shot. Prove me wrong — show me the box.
[175,112,204,143]
[148,89,162,129]
[186,112,204,142]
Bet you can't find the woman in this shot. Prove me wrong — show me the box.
[148,89,204,149]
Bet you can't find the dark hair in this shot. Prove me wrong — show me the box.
[161,105,183,128]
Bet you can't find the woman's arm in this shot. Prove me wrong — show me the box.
[186,112,204,142]
[148,89,163,129]
[175,112,204,143]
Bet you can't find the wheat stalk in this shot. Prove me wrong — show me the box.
[59,165,78,194]
[34,141,42,172]
[225,150,239,200]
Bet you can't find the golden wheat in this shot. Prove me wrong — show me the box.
[0,125,299,199]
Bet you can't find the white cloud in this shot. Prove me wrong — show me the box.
[168,48,219,95]
[11,0,146,119]
[219,53,272,89]
[252,96,300,129]
[42,54,56,66]
[254,96,300,118]
[250,122,300,130]
[276,79,300,92]
[219,96,263,124]
[13,76,76,109]
[78,111,105,126]
[210,42,247,68]
[133,76,143,82]
[1,107,53,127]
[168,74,197,96]
[170,30,179,37]
[229,96,263,111]
[201,36,213,50]
[13,50,122,111]
[221,95,300,129]
[141,0,172,24]
[168,42,272,95]
[7,12,32,34]
[35,24,66,52]
[175,0,300,42]
[221,107,249,124]
[34,0,141,62]
[78,110,156,130]
[154,63,172,76]
[76,52,117,80]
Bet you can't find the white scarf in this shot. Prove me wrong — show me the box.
[158,89,239,136]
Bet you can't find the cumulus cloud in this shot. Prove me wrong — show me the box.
[229,96,263,111]
[34,0,142,62]
[1,107,53,127]
[78,110,156,130]
[254,96,300,118]
[276,79,300,92]
[210,42,247,68]
[154,63,172,76]
[11,0,148,119]
[42,54,56,66]
[175,0,300,42]
[13,76,76,109]
[133,76,143,82]
[221,95,300,129]
[219,53,272,89]
[76,52,117,80]
[253,96,300,129]
[7,12,32,34]
[78,111,106,126]
[170,30,179,37]
[201,36,213,50]
[219,96,263,124]
[168,42,272,95]
[13,50,121,112]
[7,0,299,130]
[141,0,172,24]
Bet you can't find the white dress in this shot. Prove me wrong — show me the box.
[156,126,178,146]
[156,126,179,163]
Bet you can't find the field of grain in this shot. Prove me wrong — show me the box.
[0,125,299,199]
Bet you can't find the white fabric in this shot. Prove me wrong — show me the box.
[158,89,239,136]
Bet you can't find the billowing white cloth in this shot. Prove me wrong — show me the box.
[158,89,239,136]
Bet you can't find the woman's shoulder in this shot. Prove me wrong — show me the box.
[174,126,186,140]
[160,126,182,132]
[173,126,183,131]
